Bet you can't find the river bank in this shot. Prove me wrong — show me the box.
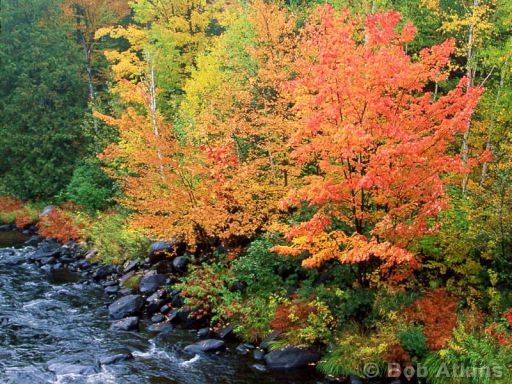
[0,227,330,383]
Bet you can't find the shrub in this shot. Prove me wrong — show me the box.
[37,207,83,243]
[404,289,459,350]
[398,324,428,362]
[66,158,115,212]
[423,324,512,384]
[270,297,336,348]
[82,212,149,265]
[177,263,242,325]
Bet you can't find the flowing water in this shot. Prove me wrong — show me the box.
[0,232,321,384]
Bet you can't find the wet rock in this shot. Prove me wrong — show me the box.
[349,377,364,384]
[251,364,267,372]
[253,349,265,360]
[184,339,225,354]
[30,241,61,262]
[0,316,9,326]
[217,324,233,339]
[40,256,56,265]
[236,343,254,355]
[0,224,14,232]
[149,240,186,263]
[99,353,133,365]
[48,363,99,375]
[197,327,210,338]
[172,256,189,272]
[139,274,167,295]
[123,260,139,274]
[93,265,117,281]
[259,330,281,350]
[108,295,144,319]
[76,260,90,269]
[105,285,119,295]
[264,346,320,370]
[119,271,136,286]
[119,288,134,296]
[110,316,139,331]
[147,322,173,334]
[160,304,171,314]
[25,235,43,247]
[151,313,164,323]
[84,249,98,260]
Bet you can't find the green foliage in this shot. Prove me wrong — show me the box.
[398,324,428,361]
[66,158,115,211]
[83,213,149,265]
[231,237,312,295]
[0,0,87,200]
[423,324,512,384]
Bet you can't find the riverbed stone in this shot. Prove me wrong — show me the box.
[108,295,144,319]
[93,265,117,281]
[217,324,233,339]
[139,274,167,295]
[197,327,210,338]
[110,316,139,331]
[99,353,133,365]
[151,313,164,323]
[184,339,225,354]
[264,346,320,370]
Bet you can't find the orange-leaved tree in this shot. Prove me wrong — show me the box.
[272,5,482,280]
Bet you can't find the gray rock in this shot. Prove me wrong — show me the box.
[110,316,139,331]
[93,265,117,281]
[123,260,139,273]
[197,327,210,338]
[139,274,167,295]
[253,349,265,360]
[264,346,320,370]
[147,322,173,334]
[108,295,144,319]
[184,339,225,354]
[217,324,233,339]
[99,353,133,365]
[172,256,189,272]
[151,314,164,323]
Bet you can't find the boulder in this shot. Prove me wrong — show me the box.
[172,256,189,273]
[123,260,139,274]
[264,346,320,370]
[139,274,167,295]
[147,322,173,334]
[93,265,117,281]
[217,324,233,339]
[148,240,186,264]
[151,314,164,323]
[108,295,144,319]
[30,241,61,262]
[253,349,265,360]
[184,339,225,354]
[110,316,139,331]
[197,327,211,338]
[40,205,56,217]
[25,235,43,247]
[259,330,281,350]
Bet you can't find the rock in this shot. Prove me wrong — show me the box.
[108,295,144,319]
[76,260,90,269]
[264,346,320,370]
[30,241,61,262]
[0,316,9,326]
[149,240,186,264]
[48,363,99,375]
[217,324,233,339]
[151,314,164,323]
[251,364,267,372]
[259,330,281,350]
[119,288,134,296]
[197,327,211,338]
[110,316,139,331]
[25,235,43,247]
[84,249,98,260]
[160,304,171,314]
[146,300,163,315]
[0,224,14,232]
[105,286,119,295]
[184,339,225,354]
[40,205,56,217]
[139,274,167,295]
[99,353,133,365]
[123,260,139,274]
[147,322,173,334]
[40,256,56,265]
[172,256,189,272]
[349,377,364,384]
[253,349,265,360]
[93,265,117,281]
[119,271,136,286]
[236,343,253,355]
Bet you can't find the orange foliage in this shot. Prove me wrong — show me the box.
[0,196,35,228]
[37,208,83,243]
[272,5,483,274]
[270,298,319,332]
[0,196,23,213]
[404,289,459,350]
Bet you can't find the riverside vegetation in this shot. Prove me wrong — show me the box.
[1,0,512,382]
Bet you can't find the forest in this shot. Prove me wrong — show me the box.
[1,0,512,382]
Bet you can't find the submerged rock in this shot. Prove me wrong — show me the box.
[48,363,99,375]
[99,353,133,365]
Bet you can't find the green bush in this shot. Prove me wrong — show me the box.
[398,324,428,361]
[66,158,115,212]
[83,213,149,265]
[423,324,511,384]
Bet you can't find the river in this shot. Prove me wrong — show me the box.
[0,232,321,384]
